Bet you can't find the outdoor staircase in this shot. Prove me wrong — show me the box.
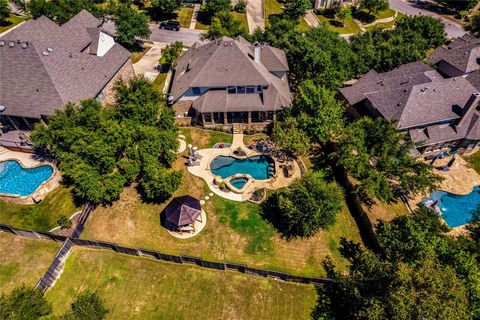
[0,146,9,155]
[232,124,243,134]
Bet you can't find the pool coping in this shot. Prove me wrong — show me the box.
[0,158,60,204]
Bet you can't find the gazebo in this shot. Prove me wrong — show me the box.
[164,195,203,233]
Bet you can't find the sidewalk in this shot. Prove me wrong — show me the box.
[189,4,200,29]
[303,10,320,28]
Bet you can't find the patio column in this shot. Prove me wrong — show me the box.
[247,112,252,124]
[223,112,228,124]
[273,112,277,121]
[6,116,19,130]
[210,113,215,124]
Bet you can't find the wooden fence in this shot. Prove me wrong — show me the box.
[0,224,334,286]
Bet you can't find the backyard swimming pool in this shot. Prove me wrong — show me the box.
[427,186,480,227]
[210,155,274,180]
[0,160,54,197]
[229,177,249,190]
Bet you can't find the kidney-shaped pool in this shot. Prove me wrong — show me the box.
[210,155,275,180]
[0,160,54,197]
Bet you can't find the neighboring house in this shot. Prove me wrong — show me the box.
[339,61,480,156]
[313,0,358,10]
[0,10,133,140]
[169,36,292,129]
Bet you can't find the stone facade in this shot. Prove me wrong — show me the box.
[100,58,135,106]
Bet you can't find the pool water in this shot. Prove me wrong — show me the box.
[211,156,274,180]
[230,177,248,189]
[428,186,480,227]
[0,160,53,196]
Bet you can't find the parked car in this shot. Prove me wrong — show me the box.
[160,20,181,31]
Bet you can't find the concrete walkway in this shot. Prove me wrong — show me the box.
[189,4,201,29]
[132,42,167,81]
[304,10,320,28]
[246,0,264,33]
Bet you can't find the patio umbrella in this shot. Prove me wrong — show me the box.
[165,195,202,227]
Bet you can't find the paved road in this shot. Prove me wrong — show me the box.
[149,24,204,46]
[246,0,264,33]
[389,0,466,37]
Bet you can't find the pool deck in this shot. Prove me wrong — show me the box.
[187,132,301,202]
[0,148,60,204]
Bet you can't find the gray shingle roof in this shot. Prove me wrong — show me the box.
[339,62,478,130]
[429,34,480,74]
[0,10,131,119]
[170,36,291,112]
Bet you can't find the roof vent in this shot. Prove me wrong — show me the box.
[42,51,49,56]
[8,42,14,47]
[230,42,233,46]
[186,59,192,71]
[0,40,4,46]
[47,47,53,52]
[224,42,228,46]
[21,43,27,49]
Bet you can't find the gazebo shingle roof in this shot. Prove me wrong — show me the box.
[165,195,202,227]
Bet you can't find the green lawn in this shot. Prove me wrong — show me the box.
[177,7,194,28]
[232,11,249,31]
[0,232,60,294]
[81,128,362,276]
[317,15,362,34]
[131,45,151,64]
[152,71,168,93]
[0,15,26,34]
[0,186,80,231]
[465,152,480,174]
[374,8,396,20]
[265,0,283,26]
[46,247,318,319]
[195,10,211,30]
[297,17,311,31]
[365,12,405,31]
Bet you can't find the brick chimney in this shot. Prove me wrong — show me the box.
[253,42,260,64]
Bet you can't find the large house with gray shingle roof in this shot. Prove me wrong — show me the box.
[169,36,292,129]
[339,61,480,156]
[0,10,133,144]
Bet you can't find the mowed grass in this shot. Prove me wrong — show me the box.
[365,12,405,31]
[231,11,249,31]
[0,233,60,294]
[195,10,211,30]
[0,186,80,231]
[130,45,151,64]
[0,15,26,33]
[46,248,318,319]
[176,7,194,28]
[180,127,233,148]
[82,128,362,276]
[317,15,362,34]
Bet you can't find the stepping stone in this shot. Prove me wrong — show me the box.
[209,193,213,197]
[200,200,205,205]
[205,196,210,200]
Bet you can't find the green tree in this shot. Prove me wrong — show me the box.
[203,0,231,17]
[291,81,345,144]
[334,118,443,202]
[359,0,389,16]
[467,13,480,37]
[113,4,151,48]
[152,0,182,18]
[57,214,73,229]
[0,286,52,320]
[203,11,248,40]
[68,291,107,320]
[27,0,103,24]
[283,0,311,20]
[31,76,180,205]
[140,157,182,202]
[0,0,10,23]
[271,117,310,156]
[435,0,477,12]
[262,172,343,238]
[336,6,351,26]
[351,15,446,72]
[159,41,183,69]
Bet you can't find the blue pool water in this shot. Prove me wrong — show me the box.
[427,186,480,227]
[0,160,53,196]
[230,177,248,189]
[211,156,274,180]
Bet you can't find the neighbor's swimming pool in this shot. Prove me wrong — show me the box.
[210,155,274,180]
[427,186,480,227]
[0,160,54,197]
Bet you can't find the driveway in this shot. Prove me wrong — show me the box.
[149,24,204,46]
[133,42,167,80]
[389,0,466,37]
[246,0,264,32]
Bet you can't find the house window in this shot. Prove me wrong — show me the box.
[439,119,455,126]
[228,86,236,94]
[246,86,255,93]
[237,86,245,94]
[256,85,262,92]
[192,87,201,95]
